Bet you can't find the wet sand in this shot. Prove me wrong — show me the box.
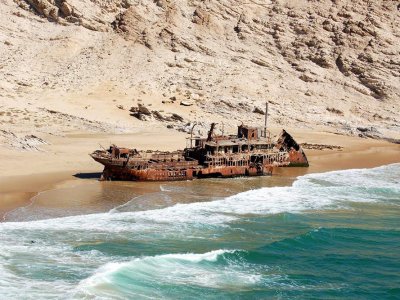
[1,129,399,221]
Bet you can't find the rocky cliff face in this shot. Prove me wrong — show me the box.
[1,0,399,146]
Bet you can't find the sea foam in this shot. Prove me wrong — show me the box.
[1,164,399,233]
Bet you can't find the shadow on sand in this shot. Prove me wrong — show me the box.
[73,173,102,180]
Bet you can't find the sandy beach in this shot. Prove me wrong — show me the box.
[1,127,398,221]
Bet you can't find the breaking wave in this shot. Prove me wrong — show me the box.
[76,249,262,298]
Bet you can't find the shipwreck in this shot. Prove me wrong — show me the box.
[90,104,308,181]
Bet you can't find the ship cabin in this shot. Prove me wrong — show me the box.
[187,124,272,152]
[108,145,134,159]
[237,124,259,140]
[185,124,280,168]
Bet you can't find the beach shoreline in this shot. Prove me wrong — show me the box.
[1,128,399,221]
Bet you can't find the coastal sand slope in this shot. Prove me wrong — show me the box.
[1,0,399,141]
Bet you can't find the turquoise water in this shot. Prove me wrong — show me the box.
[0,164,399,299]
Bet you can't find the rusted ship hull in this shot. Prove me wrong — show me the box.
[90,112,308,181]
[91,152,199,181]
[94,162,277,182]
[91,155,276,181]
[93,157,301,181]
[98,166,272,181]
[102,166,195,181]
[94,162,275,181]
[196,165,275,178]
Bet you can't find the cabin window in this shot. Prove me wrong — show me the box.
[205,145,215,155]
[233,146,239,153]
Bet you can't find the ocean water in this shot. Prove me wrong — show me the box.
[0,164,399,299]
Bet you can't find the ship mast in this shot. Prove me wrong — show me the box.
[190,122,197,148]
[264,101,268,138]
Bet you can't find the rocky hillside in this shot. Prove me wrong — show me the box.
[1,0,399,148]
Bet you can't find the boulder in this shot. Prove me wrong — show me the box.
[180,100,194,106]
[25,0,59,21]
[192,8,210,25]
[60,2,73,17]
[171,113,184,122]
[138,104,151,115]
[253,107,265,115]
[152,110,165,121]
[129,104,152,120]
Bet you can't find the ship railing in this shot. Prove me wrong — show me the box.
[205,149,279,158]
[203,151,288,167]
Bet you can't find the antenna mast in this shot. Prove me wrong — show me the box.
[190,122,197,148]
[264,101,268,137]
